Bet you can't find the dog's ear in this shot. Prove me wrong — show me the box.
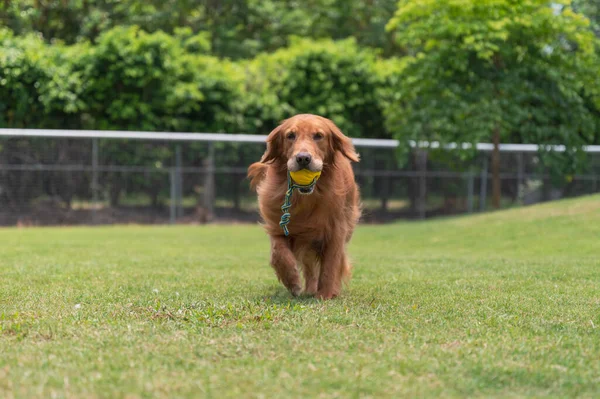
[325,119,360,163]
[260,124,285,163]
[247,162,267,191]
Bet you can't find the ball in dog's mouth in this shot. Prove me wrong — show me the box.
[289,169,320,195]
[290,169,321,186]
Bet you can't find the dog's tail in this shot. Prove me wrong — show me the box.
[247,162,268,191]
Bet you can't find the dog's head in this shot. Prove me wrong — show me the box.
[260,114,359,178]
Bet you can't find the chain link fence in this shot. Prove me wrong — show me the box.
[1,130,599,227]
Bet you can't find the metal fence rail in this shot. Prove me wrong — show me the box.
[0,129,598,226]
[3,128,600,152]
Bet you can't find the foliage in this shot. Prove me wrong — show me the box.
[573,0,600,36]
[0,29,88,207]
[385,0,600,178]
[249,37,389,138]
[0,0,207,46]
[73,26,253,204]
[0,25,260,206]
[0,29,83,129]
[0,0,399,58]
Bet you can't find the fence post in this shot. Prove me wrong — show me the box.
[517,151,524,203]
[378,152,391,212]
[170,168,176,224]
[480,155,488,212]
[466,171,474,214]
[417,149,427,219]
[203,142,215,221]
[175,145,183,218]
[91,138,99,224]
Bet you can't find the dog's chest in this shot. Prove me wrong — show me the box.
[287,195,332,231]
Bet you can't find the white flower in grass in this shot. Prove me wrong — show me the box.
[152,289,159,294]
[74,304,82,310]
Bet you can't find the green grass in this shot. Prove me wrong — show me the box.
[1,195,599,398]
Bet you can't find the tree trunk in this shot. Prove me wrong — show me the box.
[408,151,420,215]
[380,194,389,213]
[150,187,160,208]
[417,150,428,219]
[492,126,501,209]
[375,158,390,213]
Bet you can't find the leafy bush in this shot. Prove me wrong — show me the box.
[0,29,83,128]
[247,37,389,138]
[0,29,88,208]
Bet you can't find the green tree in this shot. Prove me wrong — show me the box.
[573,0,600,36]
[0,0,207,45]
[386,0,600,209]
[317,0,399,55]
[0,0,399,58]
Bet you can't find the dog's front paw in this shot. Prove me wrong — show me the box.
[316,290,338,300]
[302,280,318,296]
[289,284,303,297]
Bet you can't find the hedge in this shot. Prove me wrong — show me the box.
[1,27,395,209]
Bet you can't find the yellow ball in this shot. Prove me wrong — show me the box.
[290,169,321,186]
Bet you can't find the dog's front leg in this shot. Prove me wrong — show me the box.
[316,234,348,300]
[270,236,302,296]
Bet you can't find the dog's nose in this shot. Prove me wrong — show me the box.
[295,152,312,167]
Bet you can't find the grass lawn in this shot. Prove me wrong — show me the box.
[1,195,599,398]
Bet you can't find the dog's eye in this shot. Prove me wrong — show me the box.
[286,132,296,141]
[313,132,324,141]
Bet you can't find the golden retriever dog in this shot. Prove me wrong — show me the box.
[247,114,361,300]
